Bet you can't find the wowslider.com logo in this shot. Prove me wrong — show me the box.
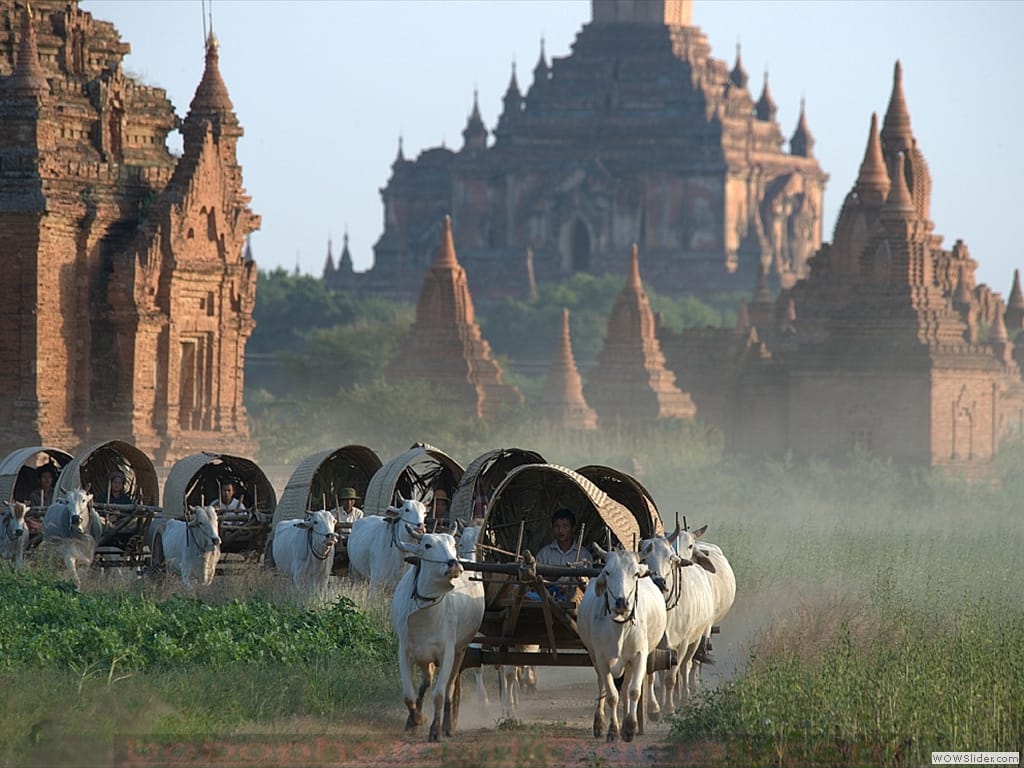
[932,753,1020,765]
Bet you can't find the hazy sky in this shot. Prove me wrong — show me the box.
[84,0,1023,293]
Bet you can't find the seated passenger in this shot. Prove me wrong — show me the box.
[430,486,451,525]
[535,508,591,602]
[213,480,246,512]
[335,487,363,523]
[95,470,132,505]
[29,465,57,509]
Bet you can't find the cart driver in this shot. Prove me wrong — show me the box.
[96,470,132,505]
[535,508,591,602]
[336,487,363,523]
[214,480,245,512]
[431,487,451,525]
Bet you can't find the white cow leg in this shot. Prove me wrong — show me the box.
[430,648,456,742]
[592,667,607,738]
[646,672,662,722]
[622,662,643,743]
[663,661,679,714]
[604,669,621,742]
[399,653,421,730]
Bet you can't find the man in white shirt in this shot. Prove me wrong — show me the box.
[336,487,363,523]
[536,508,591,567]
[214,480,245,512]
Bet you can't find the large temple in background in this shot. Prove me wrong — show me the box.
[0,1,259,463]
[328,0,827,302]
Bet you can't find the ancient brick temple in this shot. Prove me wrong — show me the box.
[540,308,597,431]
[586,246,696,426]
[391,216,522,420]
[342,0,826,302]
[660,63,1024,469]
[0,2,260,463]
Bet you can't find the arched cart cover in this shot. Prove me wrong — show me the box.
[0,446,73,505]
[274,444,382,526]
[480,463,641,564]
[162,452,277,520]
[55,441,159,506]
[574,465,664,539]
[363,443,463,517]
[450,448,545,524]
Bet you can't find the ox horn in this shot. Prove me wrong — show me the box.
[667,520,681,545]
[591,542,608,561]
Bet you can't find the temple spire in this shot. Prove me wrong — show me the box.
[323,239,336,277]
[790,98,814,157]
[882,153,915,216]
[461,88,488,152]
[540,308,598,430]
[434,216,459,268]
[854,113,890,204]
[755,71,777,122]
[1005,269,1024,331]
[11,3,48,97]
[729,43,748,89]
[880,60,913,152]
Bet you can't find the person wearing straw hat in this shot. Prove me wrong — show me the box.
[336,487,362,523]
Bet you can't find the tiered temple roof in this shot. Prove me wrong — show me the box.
[585,246,695,425]
[392,217,522,420]
[540,308,598,430]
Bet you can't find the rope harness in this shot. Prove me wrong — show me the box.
[602,573,640,625]
[2,511,23,542]
[409,553,458,608]
[305,524,334,561]
[388,513,424,549]
[186,515,219,554]
[653,557,685,612]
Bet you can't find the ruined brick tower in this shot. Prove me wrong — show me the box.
[0,2,260,463]
[354,0,827,303]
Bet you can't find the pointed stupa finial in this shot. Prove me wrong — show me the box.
[434,216,459,269]
[730,43,748,89]
[883,152,915,215]
[881,60,913,151]
[855,112,890,202]
[395,134,405,164]
[1008,269,1024,309]
[534,36,549,81]
[790,97,815,157]
[188,27,234,114]
[628,244,642,289]
[989,298,1009,344]
[755,70,777,121]
[559,307,573,356]
[11,2,49,96]
[507,60,520,94]
[323,238,336,277]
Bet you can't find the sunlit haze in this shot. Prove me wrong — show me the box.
[85,0,1023,292]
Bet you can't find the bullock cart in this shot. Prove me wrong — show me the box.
[0,446,74,548]
[53,440,161,568]
[363,443,464,530]
[449,447,545,525]
[574,464,664,539]
[151,452,277,570]
[455,463,673,674]
[269,444,383,573]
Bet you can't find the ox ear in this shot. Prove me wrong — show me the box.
[666,520,681,545]
[594,572,607,597]
[295,519,312,529]
[385,506,400,518]
[695,549,716,573]
[692,524,707,540]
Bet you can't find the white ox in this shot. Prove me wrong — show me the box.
[347,496,427,591]
[160,505,222,589]
[272,509,339,598]
[390,529,484,741]
[1,501,28,569]
[640,524,717,715]
[578,544,667,742]
[688,538,736,684]
[42,489,99,588]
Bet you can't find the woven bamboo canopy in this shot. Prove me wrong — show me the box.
[363,443,463,516]
[450,447,545,524]
[274,444,382,527]
[479,463,642,564]
[574,464,663,539]
[0,446,73,505]
[162,452,277,520]
[55,441,159,506]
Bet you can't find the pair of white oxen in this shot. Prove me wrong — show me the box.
[1,490,224,590]
[358,496,736,745]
